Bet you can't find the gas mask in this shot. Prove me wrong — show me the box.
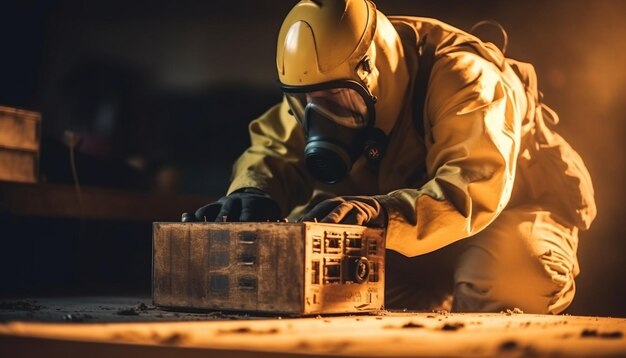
[283,80,387,184]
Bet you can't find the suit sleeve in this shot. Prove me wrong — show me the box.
[227,97,314,216]
[376,52,524,256]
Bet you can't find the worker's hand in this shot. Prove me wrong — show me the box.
[185,188,281,222]
[300,196,387,228]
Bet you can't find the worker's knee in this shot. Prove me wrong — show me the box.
[453,252,576,314]
[452,210,579,314]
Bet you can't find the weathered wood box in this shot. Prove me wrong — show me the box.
[152,222,385,315]
[0,106,41,183]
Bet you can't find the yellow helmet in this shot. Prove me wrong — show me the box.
[277,0,377,86]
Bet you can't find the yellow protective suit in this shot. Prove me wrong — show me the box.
[227,16,596,313]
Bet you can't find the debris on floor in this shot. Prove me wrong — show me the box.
[0,296,625,357]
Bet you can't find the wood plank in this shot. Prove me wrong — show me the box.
[256,223,304,313]
[0,105,40,152]
[170,224,192,307]
[152,223,172,305]
[0,182,214,221]
[0,148,37,183]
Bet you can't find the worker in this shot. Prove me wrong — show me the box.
[185,0,596,314]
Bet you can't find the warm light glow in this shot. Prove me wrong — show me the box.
[1,313,625,356]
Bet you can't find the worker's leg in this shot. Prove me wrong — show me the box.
[452,207,580,314]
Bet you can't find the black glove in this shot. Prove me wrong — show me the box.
[300,196,387,228]
[183,188,281,222]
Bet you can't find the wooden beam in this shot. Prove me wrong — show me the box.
[0,181,214,222]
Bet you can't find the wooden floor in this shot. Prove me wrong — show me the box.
[0,297,626,358]
[0,296,625,357]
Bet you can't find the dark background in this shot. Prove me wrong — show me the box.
[1,0,625,316]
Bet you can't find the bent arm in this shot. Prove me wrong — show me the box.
[377,52,523,256]
[228,98,314,216]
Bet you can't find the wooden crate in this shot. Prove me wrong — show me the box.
[152,222,385,315]
[0,106,41,183]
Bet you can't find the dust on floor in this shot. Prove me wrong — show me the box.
[0,296,625,357]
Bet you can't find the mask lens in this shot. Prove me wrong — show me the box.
[285,87,369,128]
[308,88,368,128]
